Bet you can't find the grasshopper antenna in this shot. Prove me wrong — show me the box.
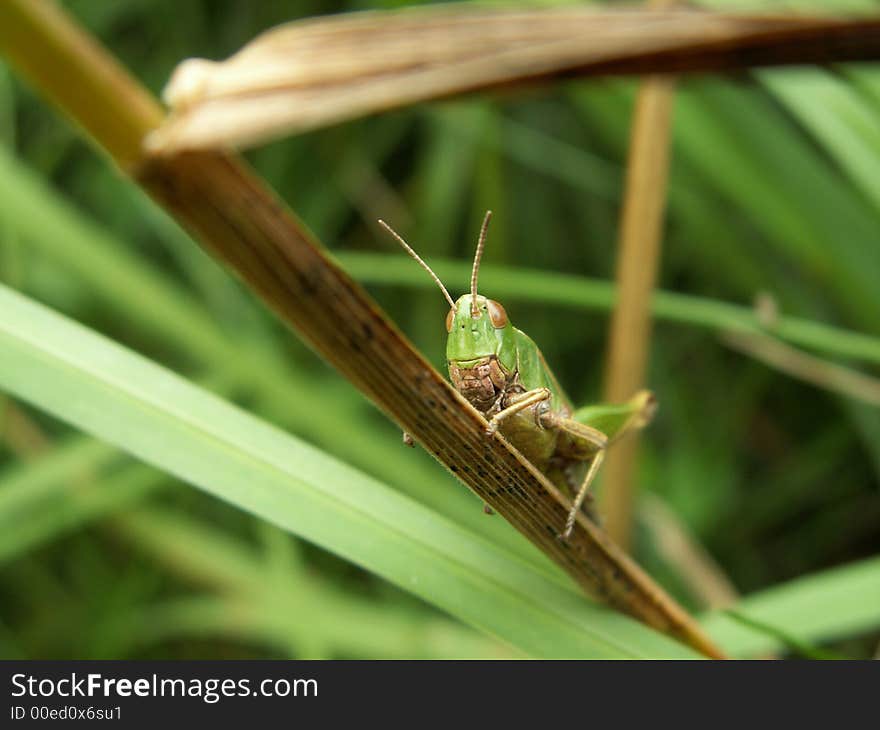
[378,220,456,309]
[470,210,493,317]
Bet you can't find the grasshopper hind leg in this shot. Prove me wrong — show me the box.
[540,412,609,540]
[552,390,656,539]
[562,450,605,539]
[562,461,601,525]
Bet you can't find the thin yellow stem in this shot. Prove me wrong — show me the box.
[602,0,678,550]
[0,0,163,169]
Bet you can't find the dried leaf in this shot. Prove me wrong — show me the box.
[148,5,880,152]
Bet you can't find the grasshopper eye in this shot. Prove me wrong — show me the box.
[445,308,455,332]
[487,300,508,328]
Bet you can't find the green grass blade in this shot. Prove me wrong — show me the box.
[0,282,697,658]
[704,555,880,657]
[760,68,880,220]
[115,508,518,659]
[338,253,880,366]
[0,439,166,564]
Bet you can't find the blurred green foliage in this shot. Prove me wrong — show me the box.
[0,0,878,658]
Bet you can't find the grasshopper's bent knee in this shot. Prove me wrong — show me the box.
[402,431,414,447]
[561,450,606,540]
[486,388,551,436]
[540,412,608,452]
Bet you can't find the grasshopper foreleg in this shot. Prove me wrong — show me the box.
[485,388,551,436]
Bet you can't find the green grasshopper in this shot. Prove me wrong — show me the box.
[379,211,656,539]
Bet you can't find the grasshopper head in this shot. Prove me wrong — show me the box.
[444,211,512,370]
[378,210,517,409]
[445,294,510,365]
[445,293,515,409]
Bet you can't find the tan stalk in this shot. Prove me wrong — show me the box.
[602,0,677,548]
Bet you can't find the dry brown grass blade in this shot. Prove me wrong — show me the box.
[147,5,880,152]
[0,0,726,658]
